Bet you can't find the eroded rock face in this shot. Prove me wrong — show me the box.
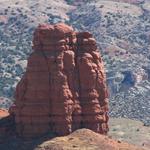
[9,23,109,138]
[76,32,109,134]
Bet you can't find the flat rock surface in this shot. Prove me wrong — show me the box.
[109,118,150,150]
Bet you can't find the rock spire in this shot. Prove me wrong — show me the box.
[9,23,109,138]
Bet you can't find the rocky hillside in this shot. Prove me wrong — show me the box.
[68,0,150,126]
[34,129,147,150]
[0,0,72,98]
[0,0,150,125]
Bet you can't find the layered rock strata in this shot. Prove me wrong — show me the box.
[9,23,109,138]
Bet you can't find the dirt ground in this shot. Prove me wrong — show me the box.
[109,118,150,150]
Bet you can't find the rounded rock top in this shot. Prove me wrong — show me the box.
[34,23,74,38]
[32,23,75,51]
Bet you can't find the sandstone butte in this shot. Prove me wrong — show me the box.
[0,23,109,139]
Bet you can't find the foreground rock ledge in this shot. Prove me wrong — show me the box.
[0,119,149,150]
[35,129,147,150]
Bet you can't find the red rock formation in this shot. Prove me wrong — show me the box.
[9,23,109,138]
[76,32,109,134]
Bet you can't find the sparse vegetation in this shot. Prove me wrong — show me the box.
[0,0,150,126]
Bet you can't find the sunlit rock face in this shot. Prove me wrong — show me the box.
[9,23,109,138]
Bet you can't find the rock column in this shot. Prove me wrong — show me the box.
[9,23,109,138]
[76,32,109,134]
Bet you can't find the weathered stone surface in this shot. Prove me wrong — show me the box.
[76,32,109,134]
[9,23,109,138]
[34,129,146,150]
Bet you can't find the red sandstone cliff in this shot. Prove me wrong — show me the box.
[8,23,109,138]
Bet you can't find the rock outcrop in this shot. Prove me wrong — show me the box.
[34,129,147,150]
[76,32,109,133]
[9,23,109,138]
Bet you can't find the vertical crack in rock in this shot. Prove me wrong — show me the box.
[8,23,109,138]
[72,32,82,132]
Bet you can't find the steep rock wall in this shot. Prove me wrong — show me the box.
[9,23,109,138]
